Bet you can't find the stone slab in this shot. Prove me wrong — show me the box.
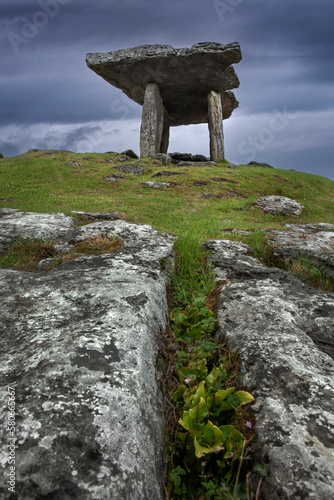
[0,212,175,499]
[205,239,334,499]
[86,42,241,126]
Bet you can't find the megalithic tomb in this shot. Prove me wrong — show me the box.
[86,42,242,162]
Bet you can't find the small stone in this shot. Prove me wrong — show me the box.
[113,164,144,174]
[192,154,209,162]
[175,161,196,166]
[141,182,170,189]
[149,154,171,165]
[202,193,213,199]
[116,155,131,162]
[193,181,209,186]
[102,176,118,181]
[38,258,55,271]
[170,152,193,162]
[248,161,274,169]
[256,196,304,216]
[227,163,237,169]
[152,171,184,177]
[105,159,115,164]
[68,162,81,167]
[53,242,74,253]
[121,149,138,159]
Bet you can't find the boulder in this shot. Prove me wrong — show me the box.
[264,224,334,279]
[121,149,138,159]
[256,196,304,215]
[0,212,78,253]
[205,239,334,499]
[0,212,175,499]
[86,42,241,126]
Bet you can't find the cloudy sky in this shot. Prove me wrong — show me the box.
[1,0,333,180]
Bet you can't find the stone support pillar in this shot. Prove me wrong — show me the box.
[208,90,225,162]
[160,108,170,154]
[140,83,164,157]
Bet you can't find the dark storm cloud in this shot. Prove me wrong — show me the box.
[0,0,333,178]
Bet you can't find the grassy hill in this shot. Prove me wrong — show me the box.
[0,150,333,238]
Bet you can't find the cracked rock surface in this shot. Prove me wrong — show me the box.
[0,211,175,500]
[205,240,334,499]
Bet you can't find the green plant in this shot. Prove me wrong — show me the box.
[170,295,216,341]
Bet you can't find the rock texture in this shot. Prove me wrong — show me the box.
[140,83,165,157]
[205,239,334,499]
[0,211,175,500]
[208,90,225,162]
[86,42,241,126]
[266,223,334,279]
[256,196,304,215]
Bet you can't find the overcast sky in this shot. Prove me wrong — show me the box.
[1,0,333,180]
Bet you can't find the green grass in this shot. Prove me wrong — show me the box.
[1,151,333,239]
[1,149,333,291]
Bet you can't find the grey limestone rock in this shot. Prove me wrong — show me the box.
[86,42,241,126]
[264,224,334,279]
[152,170,185,177]
[0,211,78,252]
[141,182,170,189]
[256,195,304,215]
[248,161,274,169]
[0,213,175,499]
[121,149,138,159]
[205,239,334,499]
[149,153,171,165]
[113,163,144,174]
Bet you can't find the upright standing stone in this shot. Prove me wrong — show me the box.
[140,83,164,157]
[208,90,225,162]
[160,108,170,154]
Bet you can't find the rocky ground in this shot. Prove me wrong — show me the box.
[0,210,333,499]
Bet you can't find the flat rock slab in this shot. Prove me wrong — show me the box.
[265,224,334,280]
[141,182,170,189]
[113,164,145,174]
[152,170,185,177]
[256,196,304,215]
[0,212,175,499]
[205,240,334,499]
[86,42,241,126]
[0,212,78,252]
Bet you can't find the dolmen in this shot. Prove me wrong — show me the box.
[86,42,242,162]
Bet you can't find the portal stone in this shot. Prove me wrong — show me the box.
[140,83,164,157]
[208,90,225,162]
